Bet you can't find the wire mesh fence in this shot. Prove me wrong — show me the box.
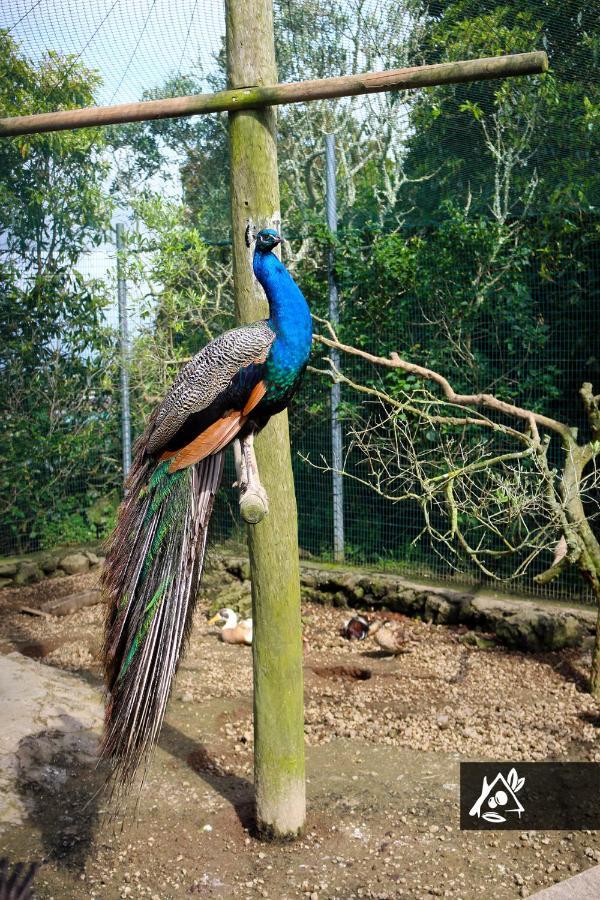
[0,1,598,604]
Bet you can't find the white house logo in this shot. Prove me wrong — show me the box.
[469,768,525,824]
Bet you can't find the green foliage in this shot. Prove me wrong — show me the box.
[121,192,235,428]
[37,498,98,550]
[2,1,597,583]
[0,32,119,554]
[405,1,599,220]
[287,0,599,564]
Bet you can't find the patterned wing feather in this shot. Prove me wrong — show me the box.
[146,321,274,455]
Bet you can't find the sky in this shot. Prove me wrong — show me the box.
[2,0,226,104]
[1,0,415,327]
[1,0,225,321]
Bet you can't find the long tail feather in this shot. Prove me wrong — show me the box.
[101,444,224,791]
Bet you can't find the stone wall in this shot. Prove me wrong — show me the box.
[222,557,596,654]
[0,547,105,589]
[0,546,595,653]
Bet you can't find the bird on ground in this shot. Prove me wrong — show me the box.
[208,607,253,645]
[341,614,414,656]
[101,227,312,791]
[369,619,413,656]
[341,615,371,641]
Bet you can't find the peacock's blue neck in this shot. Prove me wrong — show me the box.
[253,250,313,373]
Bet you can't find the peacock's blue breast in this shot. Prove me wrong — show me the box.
[264,335,310,399]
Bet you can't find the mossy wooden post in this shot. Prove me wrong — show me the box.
[226,0,306,838]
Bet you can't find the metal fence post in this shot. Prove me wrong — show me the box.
[116,223,132,482]
[325,133,345,563]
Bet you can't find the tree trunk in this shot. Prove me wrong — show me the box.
[591,603,600,699]
[561,440,600,698]
[581,565,600,699]
[226,0,306,838]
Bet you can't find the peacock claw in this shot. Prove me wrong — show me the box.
[234,434,269,524]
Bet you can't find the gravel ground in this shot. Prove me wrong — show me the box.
[0,571,599,899]
[2,573,596,765]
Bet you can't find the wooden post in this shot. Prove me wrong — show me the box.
[226,0,306,838]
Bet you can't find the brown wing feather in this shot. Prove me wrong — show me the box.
[167,412,246,473]
[242,379,267,415]
[161,380,267,472]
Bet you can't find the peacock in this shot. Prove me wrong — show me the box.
[101,227,312,790]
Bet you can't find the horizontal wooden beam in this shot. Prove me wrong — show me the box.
[0,51,548,138]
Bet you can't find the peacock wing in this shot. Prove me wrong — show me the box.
[146,321,274,456]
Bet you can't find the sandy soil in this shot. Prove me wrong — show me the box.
[1,571,599,899]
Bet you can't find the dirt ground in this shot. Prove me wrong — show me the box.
[1,570,600,900]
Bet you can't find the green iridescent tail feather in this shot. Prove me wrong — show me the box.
[101,449,224,792]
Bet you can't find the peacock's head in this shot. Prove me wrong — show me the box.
[252,228,282,253]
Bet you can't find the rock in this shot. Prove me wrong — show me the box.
[493,608,584,652]
[0,653,103,829]
[48,568,67,580]
[581,635,595,653]
[0,577,14,589]
[0,561,18,577]
[460,631,495,650]
[390,588,425,616]
[436,715,450,730]
[468,596,587,652]
[424,594,458,625]
[14,561,42,585]
[300,571,319,590]
[368,577,390,600]
[59,553,90,576]
[217,552,595,653]
[40,555,58,574]
[474,636,496,650]
[546,614,584,651]
[225,557,251,582]
[84,551,100,565]
[209,579,252,620]
[494,611,539,650]
[460,631,478,647]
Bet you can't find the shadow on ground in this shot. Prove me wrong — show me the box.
[159,721,255,831]
[15,715,107,873]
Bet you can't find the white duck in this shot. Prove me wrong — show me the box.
[208,607,253,645]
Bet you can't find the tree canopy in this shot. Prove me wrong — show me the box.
[0,31,118,553]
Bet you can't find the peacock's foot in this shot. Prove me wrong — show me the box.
[240,485,269,524]
[236,431,269,525]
